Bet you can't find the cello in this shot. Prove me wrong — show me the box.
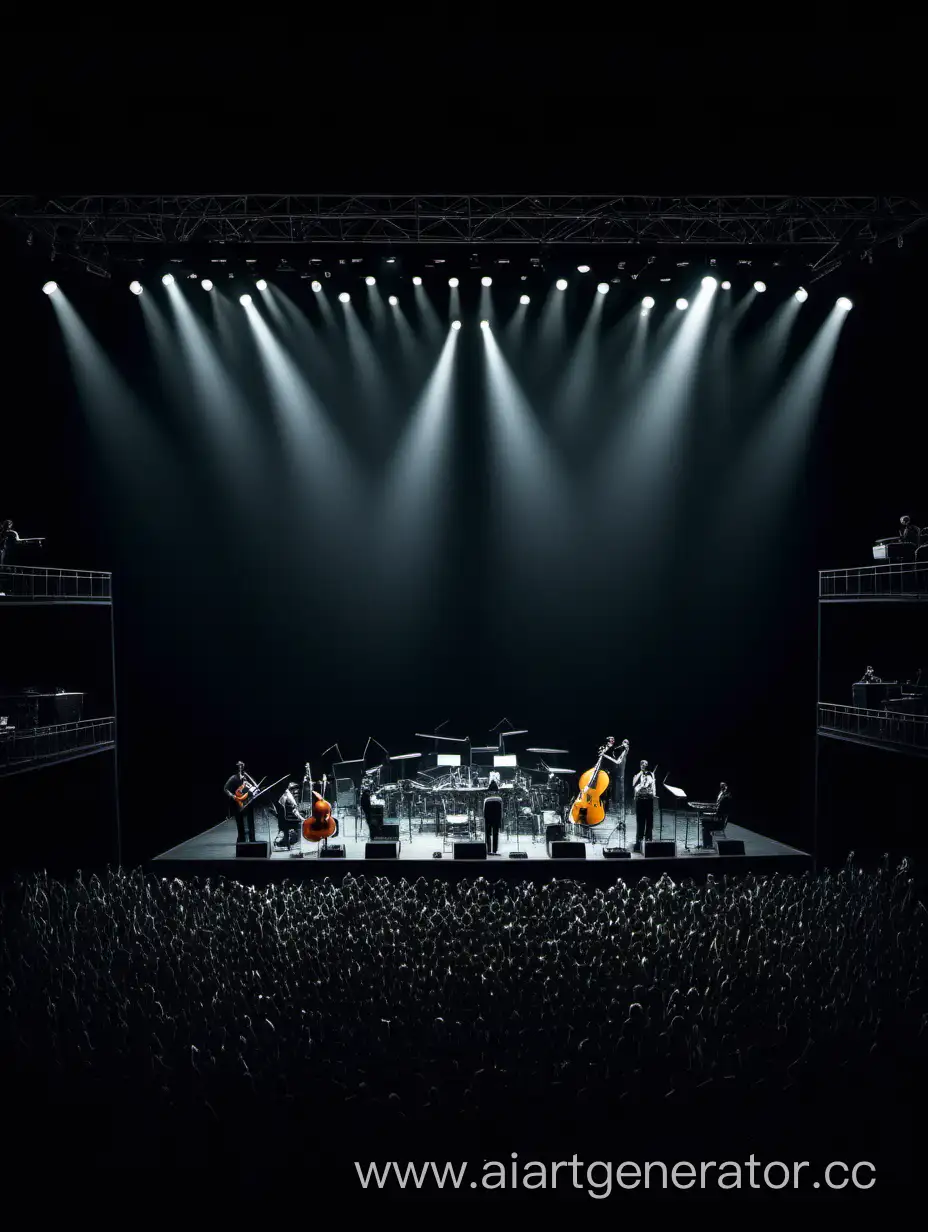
[302,768,338,843]
[569,737,616,827]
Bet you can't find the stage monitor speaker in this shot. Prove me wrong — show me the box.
[235,841,268,858]
[509,851,528,859]
[644,841,676,858]
[379,821,399,842]
[319,845,346,859]
[369,803,385,825]
[603,847,631,859]
[716,839,745,856]
[454,841,488,860]
[365,841,399,859]
[550,841,586,859]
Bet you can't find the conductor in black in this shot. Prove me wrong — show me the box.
[483,782,504,856]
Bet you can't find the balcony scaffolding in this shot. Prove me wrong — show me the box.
[819,562,928,601]
[817,703,928,758]
[0,565,112,604]
[0,717,116,776]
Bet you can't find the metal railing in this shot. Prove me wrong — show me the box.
[818,703,928,752]
[819,561,928,599]
[0,717,115,771]
[0,565,112,602]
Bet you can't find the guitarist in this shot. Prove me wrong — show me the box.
[224,761,256,843]
[632,760,656,853]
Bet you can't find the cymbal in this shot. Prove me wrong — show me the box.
[527,747,569,753]
[546,767,575,774]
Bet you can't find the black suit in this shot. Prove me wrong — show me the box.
[483,794,503,854]
[224,773,255,843]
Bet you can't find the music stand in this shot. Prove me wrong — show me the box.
[243,775,291,854]
[662,783,687,849]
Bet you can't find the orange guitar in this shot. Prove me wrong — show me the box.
[569,737,616,826]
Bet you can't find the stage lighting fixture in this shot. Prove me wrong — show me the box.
[721,280,731,290]
[42,281,58,295]
[701,276,717,289]
[596,282,609,294]
[201,279,213,291]
[837,297,853,311]
[255,279,268,291]
[577,264,591,273]
[794,287,808,303]
[240,293,252,305]
[451,320,462,330]
[365,276,376,286]
[676,298,689,310]
[388,295,398,306]
[311,280,322,292]
[448,277,459,287]
[129,281,143,296]
[556,278,568,290]
[753,280,767,292]
[162,273,175,286]
[479,319,489,329]
[481,276,493,287]
[339,292,351,303]
[412,276,423,286]
[520,294,530,304]
[642,296,655,309]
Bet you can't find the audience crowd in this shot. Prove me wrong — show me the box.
[1,860,925,1179]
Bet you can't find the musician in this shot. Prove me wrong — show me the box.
[359,774,374,834]
[632,760,656,853]
[224,761,256,843]
[899,515,920,547]
[274,782,303,849]
[703,782,732,849]
[603,738,630,816]
[859,666,882,684]
[483,783,503,856]
[0,519,43,567]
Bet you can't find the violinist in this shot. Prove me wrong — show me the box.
[224,761,256,843]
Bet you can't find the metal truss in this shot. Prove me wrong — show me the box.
[3,194,926,279]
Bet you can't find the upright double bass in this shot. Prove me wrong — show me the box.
[570,737,621,827]
[301,762,338,843]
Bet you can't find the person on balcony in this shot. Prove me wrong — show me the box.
[0,519,44,567]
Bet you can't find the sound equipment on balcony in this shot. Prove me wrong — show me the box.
[852,682,897,708]
[550,841,586,859]
[453,841,487,859]
[644,840,676,858]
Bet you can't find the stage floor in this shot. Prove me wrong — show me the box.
[154,810,809,871]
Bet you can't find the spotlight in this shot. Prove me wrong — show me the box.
[412,276,423,286]
[365,276,376,286]
[753,280,767,293]
[311,280,322,292]
[42,281,58,295]
[479,319,489,330]
[481,276,493,287]
[519,294,530,305]
[448,277,459,288]
[240,293,252,305]
[642,296,655,309]
[701,276,717,289]
[794,287,808,303]
[596,282,610,294]
[162,273,175,286]
[676,298,689,310]
[388,295,398,306]
[129,281,143,296]
[256,279,268,291]
[201,279,214,291]
[720,281,731,290]
[556,278,568,291]
[837,297,853,311]
[577,264,591,273]
[451,320,462,330]
[339,292,351,303]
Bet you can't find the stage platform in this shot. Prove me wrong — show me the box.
[152,813,811,884]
